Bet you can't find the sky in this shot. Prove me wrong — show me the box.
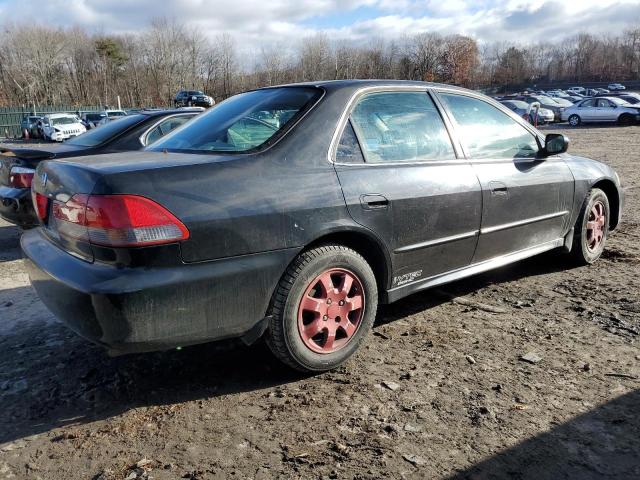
[0,0,638,48]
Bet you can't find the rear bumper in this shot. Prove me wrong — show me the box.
[22,228,299,354]
[0,186,37,228]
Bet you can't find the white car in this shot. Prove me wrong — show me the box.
[40,113,86,141]
[608,83,626,91]
[567,87,585,94]
[561,97,640,126]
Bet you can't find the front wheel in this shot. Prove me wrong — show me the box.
[569,188,610,265]
[568,114,581,126]
[618,113,635,126]
[266,245,378,372]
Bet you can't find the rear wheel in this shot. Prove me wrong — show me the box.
[568,114,581,126]
[569,188,609,265]
[266,245,378,372]
[618,113,634,126]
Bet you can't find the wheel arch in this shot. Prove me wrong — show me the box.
[592,179,620,230]
[303,227,392,298]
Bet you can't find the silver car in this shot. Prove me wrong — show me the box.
[562,97,640,126]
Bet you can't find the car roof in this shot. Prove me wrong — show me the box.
[139,108,203,117]
[263,79,473,95]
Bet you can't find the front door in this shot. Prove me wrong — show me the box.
[333,90,483,289]
[437,91,574,263]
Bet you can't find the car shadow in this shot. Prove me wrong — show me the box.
[0,250,578,445]
[447,389,640,480]
[377,250,573,326]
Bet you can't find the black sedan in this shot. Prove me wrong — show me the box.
[0,109,200,227]
[24,80,623,372]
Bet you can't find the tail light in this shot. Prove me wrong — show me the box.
[31,189,49,221]
[9,166,35,188]
[51,194,189,247]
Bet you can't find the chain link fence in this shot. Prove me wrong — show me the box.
[0,105,106,138]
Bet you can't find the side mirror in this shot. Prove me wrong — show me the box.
[543,133,569,156]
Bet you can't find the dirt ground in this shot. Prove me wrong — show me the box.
[0,125,639,480]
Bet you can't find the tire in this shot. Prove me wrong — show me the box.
[618,114,634,126]
[266,245,378,372]
[568,114,581,126]
[569,188,610,265]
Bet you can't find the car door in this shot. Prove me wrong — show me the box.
[333,89,483,289]
[595,98,617,121]
[436,90,574,263]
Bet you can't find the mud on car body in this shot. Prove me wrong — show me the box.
[23,80,623,372]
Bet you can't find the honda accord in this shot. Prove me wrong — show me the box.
[23,80,623,372]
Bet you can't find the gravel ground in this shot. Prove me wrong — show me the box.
[0,125,639,480]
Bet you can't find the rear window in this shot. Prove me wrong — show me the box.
[66,115,145,147]
[149,87,322,154]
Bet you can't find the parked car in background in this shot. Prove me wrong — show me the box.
[595,88,610,94]
[561,96,640,126]
[22,80,622,373]
[618,93,640,105]
[39,113,86,141]
[517,94,567,121]
[608,83,626,91]
[0,108,200,228]
[81,112,108,129]
[567,87,585,94]
[105,109,127,119]
[547,90,571,98]
[499,100,554,124]
[175,90,214,108]
[20,115,43,138]
[585,88,599,97]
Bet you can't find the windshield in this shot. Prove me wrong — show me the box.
[552,98,573,106]
[51,116,79,126]
[150,87,322,153]
[187,91,204,96]
[533,96,558,104]
[65,114,144,147]
[609,97,631,106]
[505,101,528,109]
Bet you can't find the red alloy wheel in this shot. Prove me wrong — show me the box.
[297,268,365,354]
[586,201,606,252]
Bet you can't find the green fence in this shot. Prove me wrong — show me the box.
[0,105,105,138]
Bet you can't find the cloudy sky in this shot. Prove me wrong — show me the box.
[0,0,638,47]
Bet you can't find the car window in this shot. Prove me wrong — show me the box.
[580,99,596,107]
[149,87,322,153]
[335,120,365,163]
[145,115,193,145]
[596,99,612,107]
[349,91,455,163]
[440,93,539,159]
[145,126,163,145]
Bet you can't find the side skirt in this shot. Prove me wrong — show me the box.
[384,238,564,303]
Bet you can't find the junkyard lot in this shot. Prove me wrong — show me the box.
[0,126,638,479]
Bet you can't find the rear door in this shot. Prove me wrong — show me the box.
[436,90,574,263]
[333,89,482,289]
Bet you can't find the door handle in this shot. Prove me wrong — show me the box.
[360,194,389,210]
[489,182,508,196]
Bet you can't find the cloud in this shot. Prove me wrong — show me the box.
[0,0,638,50]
